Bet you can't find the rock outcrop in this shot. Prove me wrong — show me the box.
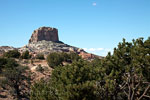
[19,40,82,57]
[29,27,59,43]
[79,51,103,60]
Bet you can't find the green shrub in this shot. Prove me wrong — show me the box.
[50,60,101,100]
[21,50,31,59]
[3,50,20,58]
[0,57,7,72]
[0,57,18,71]
[0,58,30,99]
[4,58,18,69]
[47,52,81,68]
[47,52,63,68]
[31,60,101,100]
[69,52,81,61]
[36,53,45,60]
[30,80,57,100]
[60,52,70,62]
[0,57,7,66]
[30,37,150,100]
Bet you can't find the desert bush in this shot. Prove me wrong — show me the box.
[31,60,101,100]
[0,57,18,71]
[0,57,7,72]
[36,53,45,60]
[0,58,31,99]
[30,80,57,100]
[47,52,81,68]
[21,50,31,59]
[3,50,20,58]
[69,52,81,61]
[0,57,7,66]
[96,37,150,100]
[32,37,150,100]
[47,52,63,68]
[60,52,70,62]
[50,60,101,100]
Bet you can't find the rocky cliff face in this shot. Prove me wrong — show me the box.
[29,27,59,43]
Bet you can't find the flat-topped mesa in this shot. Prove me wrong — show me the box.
[29,27,59,43]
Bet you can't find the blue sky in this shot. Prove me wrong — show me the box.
[0,0,150,56]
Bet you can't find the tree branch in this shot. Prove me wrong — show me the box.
[138,85,150,100]
[143,95,150,98]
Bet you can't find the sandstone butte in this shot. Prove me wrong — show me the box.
[29,27,59,43]
[0,26,102,60]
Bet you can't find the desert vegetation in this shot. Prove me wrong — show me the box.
[3,50,20,58]
[1,37,150,100]
[0,58,31,99]
[31,37,150,100]
[35,53,45,60]
[21,50,31,59]
[47,52,81,68]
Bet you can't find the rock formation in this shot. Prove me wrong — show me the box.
[0,26,102,60]
[19,26,84,57]
[79,51,103,60]
[19,40,81,57]
[29,27,59,43]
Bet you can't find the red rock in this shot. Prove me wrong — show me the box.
[29,27,59,43]
[79,51,102,60]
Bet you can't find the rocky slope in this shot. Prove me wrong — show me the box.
[19,40,84,57]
